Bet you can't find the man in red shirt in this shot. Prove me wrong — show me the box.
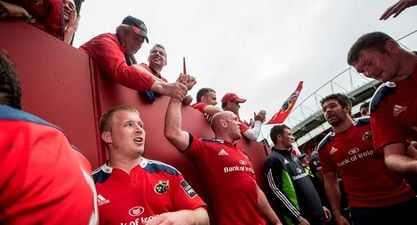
[0,0,65,40]
[94,105,208,225]
[138,44,193,104]
[80,16,190,101]
[191,87,222,122]
[318,93,417,225]
[165,95,282,225]
[0,52,97,224]
[221,92,266,141]
[347,31,417,174]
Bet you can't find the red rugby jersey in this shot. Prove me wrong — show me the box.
[318,118,414,207]
[184,135,266,225]
[0,105,97,224]
[93,158,206,225]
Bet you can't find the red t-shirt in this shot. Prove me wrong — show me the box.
[239,117,249,132]
[79,33,156,91]
[318,118,414,207]
[191,102,207,113]
[93,158,206,225]
[24,0,64,40]
[185,135,266,225]
[139,63,168,82]
[0,105,97,224]
[370,64,417,152]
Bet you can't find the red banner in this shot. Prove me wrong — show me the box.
[266,81,303,124]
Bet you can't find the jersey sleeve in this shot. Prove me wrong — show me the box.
[171,174,206,210]
[183,134,208,160]
[191,103,207,113]
[371,99,406,151]
[80,34,155,91]
[318,144,337,173]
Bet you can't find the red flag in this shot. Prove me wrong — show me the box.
[266,81,303,124]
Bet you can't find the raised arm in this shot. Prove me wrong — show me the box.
[380,0,417,20]
[164,96,191,151]
[242,110,266,141]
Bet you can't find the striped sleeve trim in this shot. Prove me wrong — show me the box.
[266,168,302,222]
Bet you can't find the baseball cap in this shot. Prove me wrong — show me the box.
[221,93,246,104]
[122,15,149,43]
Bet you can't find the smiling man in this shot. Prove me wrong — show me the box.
[80,16,190,100]
[93,105,208,225]
[137,44,193,104]
[317,93,417,225]
[264,124,329,225]
[347,32,417,175]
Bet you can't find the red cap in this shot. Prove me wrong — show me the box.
[221,93,246,103]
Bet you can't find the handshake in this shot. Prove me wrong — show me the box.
[174,73,196,105]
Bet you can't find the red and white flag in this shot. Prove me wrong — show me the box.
[266,81,303,124]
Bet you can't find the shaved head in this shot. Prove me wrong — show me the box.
[210,111,234,131]
[210,111,241,142]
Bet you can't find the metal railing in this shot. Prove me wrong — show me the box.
[285,30,417,146]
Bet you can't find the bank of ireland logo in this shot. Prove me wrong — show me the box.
[154,180,169,194]
[239,160,247,165]
[128,206,145,217]
[348,148,360,155]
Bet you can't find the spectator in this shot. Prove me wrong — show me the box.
[221,92,266,141]
[347,31,417,174]
[264,124,330,225]
[80,16,191,101]
[380,0,417,20]
[63,0,79,44]
[192,87,222,122]
[359,101,369,116]
[93,105,208,225]
[0,52,97,224]
[317,93,417,225]
[138,44,193,104]
[138,43,169,102]
[0,0,66,40]
[164,96,282,225]
[0,0,79,44]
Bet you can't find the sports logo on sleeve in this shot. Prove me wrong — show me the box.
[154,180,169,194]
[180,180,197,198]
